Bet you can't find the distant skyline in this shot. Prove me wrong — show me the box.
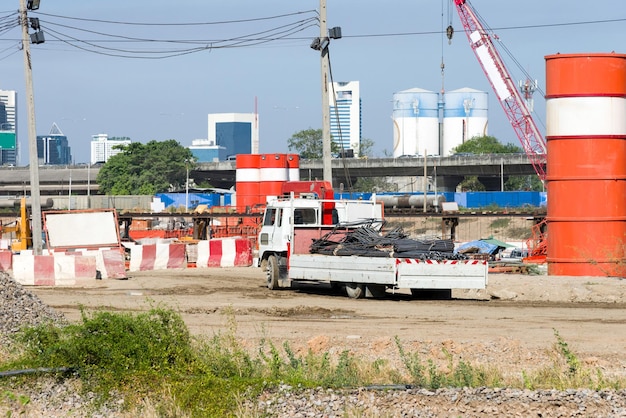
[1,1,625,164]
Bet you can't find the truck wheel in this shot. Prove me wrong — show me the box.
[266,256,279,290]
[366,284,387,298]
[410,289,452,300]
[330,281,343,294]
[345,283,365,299]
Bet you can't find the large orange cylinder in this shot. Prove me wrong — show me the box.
[287,154,300,181]
[545,53,626,277]
[259,154,289,202]
[235,154,261,212]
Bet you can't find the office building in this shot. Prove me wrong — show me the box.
[329,81,361,157]
[91,134,131,164]
[0,89,17,166]
[37,122,72,165]
[189,138,225,163]
[207,113,259,160]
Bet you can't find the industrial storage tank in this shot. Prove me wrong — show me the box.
[375,194,446,212]
[545,52,626,277]
[392,88,440,157]
[235,154,261,212]
[442,88,488,156]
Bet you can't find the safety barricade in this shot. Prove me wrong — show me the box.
[80,248,127,279]
[12,253,98,286]
[196,237,253,268]
[128,242,187,272]
[0,250,12,271]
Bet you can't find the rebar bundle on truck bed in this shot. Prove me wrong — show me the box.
[309,226,464,260]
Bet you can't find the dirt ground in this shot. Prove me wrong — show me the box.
[28,266,626,382]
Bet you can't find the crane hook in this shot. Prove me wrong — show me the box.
[446,25,454,44]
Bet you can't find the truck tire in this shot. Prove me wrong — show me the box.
[345,283,365,299]
[410,289,452,300]
[366,284,387,298]
[266,255,279,290]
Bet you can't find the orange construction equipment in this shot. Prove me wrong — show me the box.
[0,197,32,252]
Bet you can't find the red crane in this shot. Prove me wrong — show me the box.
[452,0,547,259]
[452,0,547,181]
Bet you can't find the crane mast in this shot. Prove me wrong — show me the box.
[453,0,547,181]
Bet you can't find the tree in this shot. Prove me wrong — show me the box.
[351,176,395,192]
[97,140,195,195]
[288,128,340,159]
[451,135,522,154]
[355,137,375,158]
[457,176,486,192]
[452,135,543,191]
[505,175,544,192]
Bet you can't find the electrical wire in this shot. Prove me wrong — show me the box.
[38,15,318,59]
[339,16,626,40]
[34,10,318,27]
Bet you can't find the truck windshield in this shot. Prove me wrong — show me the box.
[263,208,277,226]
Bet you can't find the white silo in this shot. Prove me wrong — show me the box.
[442,88,489,156]
[392,88,440,157]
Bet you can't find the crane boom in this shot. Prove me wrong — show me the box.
[453,0,547,180]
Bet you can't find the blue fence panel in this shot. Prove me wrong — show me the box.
[156,193,233,210]
[459,191,544,209]
[156,191,545,211]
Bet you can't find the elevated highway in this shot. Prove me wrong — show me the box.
[0,154,538,196]
[194,153,537,191]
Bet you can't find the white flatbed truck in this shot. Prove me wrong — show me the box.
[257,191,488,299]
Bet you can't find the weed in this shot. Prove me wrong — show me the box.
[553,329,580,376]
[3,310,626,416]
[394,336,426,386]
[521,370,534,390]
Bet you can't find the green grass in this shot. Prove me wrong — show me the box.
[1,308,625,416]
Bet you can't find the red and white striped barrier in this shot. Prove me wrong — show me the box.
[128,242,187,272]
[196,238,252,268]
[12,253,97,286]
[395,258,487,265]
[81,248,127,279]
[0,250,12,271]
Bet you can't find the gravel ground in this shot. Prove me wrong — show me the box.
[2,270,626,417]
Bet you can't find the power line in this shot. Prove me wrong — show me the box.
[340,16,626,39]
[33,9,318,26]
[40,17,318,59]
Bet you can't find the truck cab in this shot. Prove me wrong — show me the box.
[258,194,384,289]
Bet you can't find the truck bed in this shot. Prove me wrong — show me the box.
[288,254,488,290]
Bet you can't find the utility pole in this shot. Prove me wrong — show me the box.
[20,0,43,254]
[319,0,332,185]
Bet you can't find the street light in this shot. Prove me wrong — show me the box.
[27,0,40,10]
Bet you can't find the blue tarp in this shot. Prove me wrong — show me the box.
[454,240,500,256]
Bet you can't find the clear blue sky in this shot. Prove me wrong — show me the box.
[1,0,624,164]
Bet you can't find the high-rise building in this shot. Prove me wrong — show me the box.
[329,81,361,157]
[90,134,131,164]
[0,89,17,166]
[207,113,259,160]
[37,122,72,165]
[189,138,225,163]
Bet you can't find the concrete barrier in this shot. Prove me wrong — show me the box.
[12,253,98,286]
[196,238,253,268]
[0,250,12,271]
[128,242,187,272]
[81,248,127,279]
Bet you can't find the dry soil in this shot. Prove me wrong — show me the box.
[28,267,626,383]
